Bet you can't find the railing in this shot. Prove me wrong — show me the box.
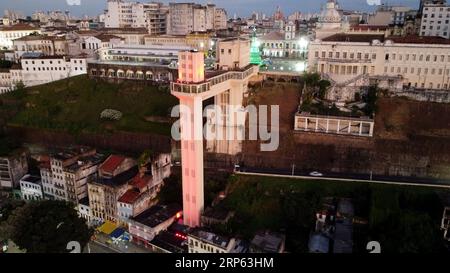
[171,66,256,95]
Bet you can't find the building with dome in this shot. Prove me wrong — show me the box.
[315,0,346,39]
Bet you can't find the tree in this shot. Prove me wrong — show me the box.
[1,200,93,253]
[158,172,182,204]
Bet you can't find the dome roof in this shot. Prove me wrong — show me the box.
[319,0,341,24]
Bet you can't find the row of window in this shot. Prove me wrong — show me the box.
[384,66,450,76]
[21,182,41,190]
[189,239,225,253]
[316,51,377,60]
[25,66,84,72]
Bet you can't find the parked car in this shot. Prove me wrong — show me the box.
[309,171,324,177]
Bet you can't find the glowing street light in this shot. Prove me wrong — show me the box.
[298,37,309,50]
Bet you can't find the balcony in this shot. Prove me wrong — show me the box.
[171,65,257,95]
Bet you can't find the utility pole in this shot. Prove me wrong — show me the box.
[291,163,295,176]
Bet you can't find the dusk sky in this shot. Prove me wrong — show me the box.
[0,0,420,18]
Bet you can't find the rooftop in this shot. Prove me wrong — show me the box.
[189,228,231,249]
[0,23,40,32]
[21,175,41,184]
[150,230,188,253]
[129,175,152,191]
[322,33,386,43]
[79,197,89,206]
[64,153,104,173]
[97,166,139,187]
[118,188,141,204]
[260,31,285,41]
[14,34,65,42]
[321,33,450,45]
[132,204,182,228]
[250,230,285,253]
[50,146,96,161]
[99,155,126,174]
[94,33,124,42]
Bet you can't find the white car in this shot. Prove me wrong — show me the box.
[309,171,323,177]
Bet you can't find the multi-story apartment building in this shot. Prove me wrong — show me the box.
[368,6,413,26]
[167,3,227,35]
[0,151,28,194]
[117,153,171,223]
[88,155,138,223]
[260,22,309,59]
[419,2,450,39]
[127,204,182,247]
[216,37,251,70]
[13,34,69,60]
[40,147,97,201]
[0,24,41,49]
[20,53,90,87]
[19,175,43,201]
[214,8,228,30]
[187,228,248,253]
[104,1,168,35]
[309,34,450,90]
[104,0,134,28]
[64,154,104,204]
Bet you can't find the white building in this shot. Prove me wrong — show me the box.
[77,197,94,226]
[40,147,98,201]
[20,175,43,201]
[13,35,69,60]
[315,0,345,39]
[104,0,134,28]
[167,3,227,35]
[260,22,309,59]
[309,33,450,90]
[420,2,450,39]
[20,54,89,87]
[0,24,41,49]
[104,0,168,34]
[216,37,251,70]
[187,229,247,253]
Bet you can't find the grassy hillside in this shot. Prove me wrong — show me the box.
[1,75,178,136]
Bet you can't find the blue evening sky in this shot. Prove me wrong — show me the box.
[0,0,420,18]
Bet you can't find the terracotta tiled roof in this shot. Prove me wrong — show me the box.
[322,33,386,43]
[100,155,126,174]
[0,24,40,32]
[130,174,151,190]
[118,189,141,204]
[260,31,285,41]
[388,35,450,45]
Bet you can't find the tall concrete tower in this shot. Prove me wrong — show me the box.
[173,51,206,227]
[171,46,258,227]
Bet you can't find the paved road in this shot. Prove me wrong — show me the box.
[84,241,120,253]
[236,167,450,189]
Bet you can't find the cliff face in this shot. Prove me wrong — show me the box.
[239,84,450,179]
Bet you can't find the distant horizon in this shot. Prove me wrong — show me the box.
[0,0,420,18]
